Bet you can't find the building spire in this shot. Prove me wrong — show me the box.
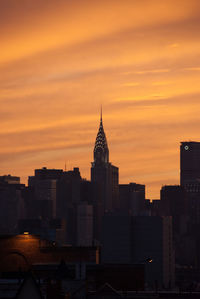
[100,104,103,128]
[93,108,109,164]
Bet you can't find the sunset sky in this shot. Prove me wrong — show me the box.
[1,0,200,199]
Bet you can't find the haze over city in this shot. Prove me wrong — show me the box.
[1,0,200,198]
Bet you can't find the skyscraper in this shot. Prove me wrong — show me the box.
[119,183,145,215]
[180,141,200,186]
[28,167,63,219]
[91,111,119,212]
[180,141,200,231]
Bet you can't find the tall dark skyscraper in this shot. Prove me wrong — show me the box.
[180,141,200,185]
[180,141,200,227]
[91,111,119,212]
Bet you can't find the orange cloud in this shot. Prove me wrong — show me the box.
[1,0,200,198]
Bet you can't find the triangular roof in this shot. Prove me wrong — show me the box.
[93,110,109,163]
[94,114,108,152]
[96,283,122,296]
[15,272,43,299]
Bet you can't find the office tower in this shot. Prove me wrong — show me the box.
[180,141,200,186]
[180,142,200,226]
[28,167,63,219]
[56,167,84,245]
[160,185,187,234]
[56,167,82,219]
[91,111,119,212]
[0,175,25,234]
[0,175,20,185]
[119,183,145,215]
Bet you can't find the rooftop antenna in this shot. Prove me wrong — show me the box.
[64,161,66,172]
[100,104,103,125]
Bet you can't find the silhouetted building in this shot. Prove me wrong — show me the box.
[91,112,119,213]
[31,167,63,182]
[160,185,188,235]
[56,167,82,220]
[28,167,63,219]
[180,141,200,186]
[0,175,20,185]
[0,176,25,234]
[180,141,200,228]
[150,199,162,216]
[119,182,145,215]
[56,168,95,245]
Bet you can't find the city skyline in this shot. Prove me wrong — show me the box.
[1,0,200,198]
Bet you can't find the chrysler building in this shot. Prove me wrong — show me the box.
[91,110,119,212]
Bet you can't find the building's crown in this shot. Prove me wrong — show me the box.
[93,109,109,163]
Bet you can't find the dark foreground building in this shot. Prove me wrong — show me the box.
[0,234,99,272]
[0,234,146,298]
[0,175,25,234]
[101,215,175,289]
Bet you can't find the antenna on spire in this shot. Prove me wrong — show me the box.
[100,105,103,124]
[64,161,66,172]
